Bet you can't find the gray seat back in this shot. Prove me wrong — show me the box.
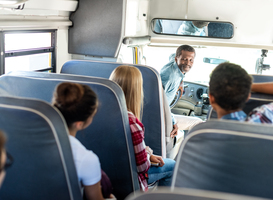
[162,89,174,156]
[0,72,139,200]
[0,96,82,200]
[61,60,166,157]
[172,120,273,199]
[252,74,273,83]
[125,188,267,200]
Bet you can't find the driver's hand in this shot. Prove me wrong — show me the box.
[178,80,184,98]
[170,123,178,138]
[178,86,183,98]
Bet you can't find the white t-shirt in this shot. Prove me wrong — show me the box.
[69,135,101,186]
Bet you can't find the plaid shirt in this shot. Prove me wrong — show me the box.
[128,111,150,191]
[247,103,273,124]
[221,111,247,121]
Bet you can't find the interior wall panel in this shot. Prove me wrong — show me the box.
[69,0,125,57]
[148,0,273,48]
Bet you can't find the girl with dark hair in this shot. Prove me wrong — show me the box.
[52,82,113,200]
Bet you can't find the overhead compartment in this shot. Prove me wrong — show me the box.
[68,0,125,58]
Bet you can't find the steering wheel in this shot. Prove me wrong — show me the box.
[169,89,182,109]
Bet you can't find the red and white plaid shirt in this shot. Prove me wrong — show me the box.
[128,111,150,191]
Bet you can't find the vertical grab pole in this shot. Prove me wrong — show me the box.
[0,32,5,75]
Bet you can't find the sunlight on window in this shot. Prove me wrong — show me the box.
[5,33,51,51]
[143,46,273,85]
[125,1,137,36]
[5,53,51,73]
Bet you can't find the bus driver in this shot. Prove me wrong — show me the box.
[160,45,203,137]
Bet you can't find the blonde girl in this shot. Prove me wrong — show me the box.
[110,65,175,191]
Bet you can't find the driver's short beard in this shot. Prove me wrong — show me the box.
[180,64,192,74]
[177,64,183,71]
[178,64,186,74]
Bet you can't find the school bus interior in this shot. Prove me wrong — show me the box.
[1,0,273,199]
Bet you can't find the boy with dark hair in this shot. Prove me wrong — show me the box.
[209,62,253,120]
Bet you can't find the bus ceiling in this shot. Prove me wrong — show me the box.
[1,0,273,57]
[0,0,77,11]
[0,0,77,30]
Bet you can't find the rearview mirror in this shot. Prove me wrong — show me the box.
[203,58,228,64]
[152,19,234,39]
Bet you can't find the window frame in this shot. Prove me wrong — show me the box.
[0,29,57,74]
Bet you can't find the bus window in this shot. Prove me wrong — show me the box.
[2,30,56,74]
[143,45,273,85]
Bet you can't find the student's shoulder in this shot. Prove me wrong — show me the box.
[83,149,100,164]
[69,135,86,149]
[128,111,136,121]
[247,102,273,123]
[128,112,144,129]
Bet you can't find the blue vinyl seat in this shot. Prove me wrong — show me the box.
[125,188,266,200]
[0,71,139,200]
[61,60,179,158]
[172,120,273,199]
[0,96,82,200]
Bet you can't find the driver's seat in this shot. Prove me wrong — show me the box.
[162,88,184,159]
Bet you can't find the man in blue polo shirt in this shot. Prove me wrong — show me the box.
[160,45,203,137]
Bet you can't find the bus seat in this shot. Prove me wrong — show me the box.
[0,96,82,200]
[162,88,184,159]
[125,188,267,200]
[172,120,273,199]
[252,74,273,83]
[0,72,139,200]
[61,60,171,158]
[207,74,273,119]
[8,70,182,159]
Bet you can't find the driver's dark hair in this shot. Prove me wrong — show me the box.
[176,45,195,58]
[209,62,252,111]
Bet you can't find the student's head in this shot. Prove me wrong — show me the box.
[52,82,98,131]
[209,62,252,113]
[175,45,195,73]
[0,130,7,187]
[109,65,143,119]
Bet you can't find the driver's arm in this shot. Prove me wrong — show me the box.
[178,80,184,98]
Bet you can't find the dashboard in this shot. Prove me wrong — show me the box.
[171,81,210,120]
[182,81,208,105]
